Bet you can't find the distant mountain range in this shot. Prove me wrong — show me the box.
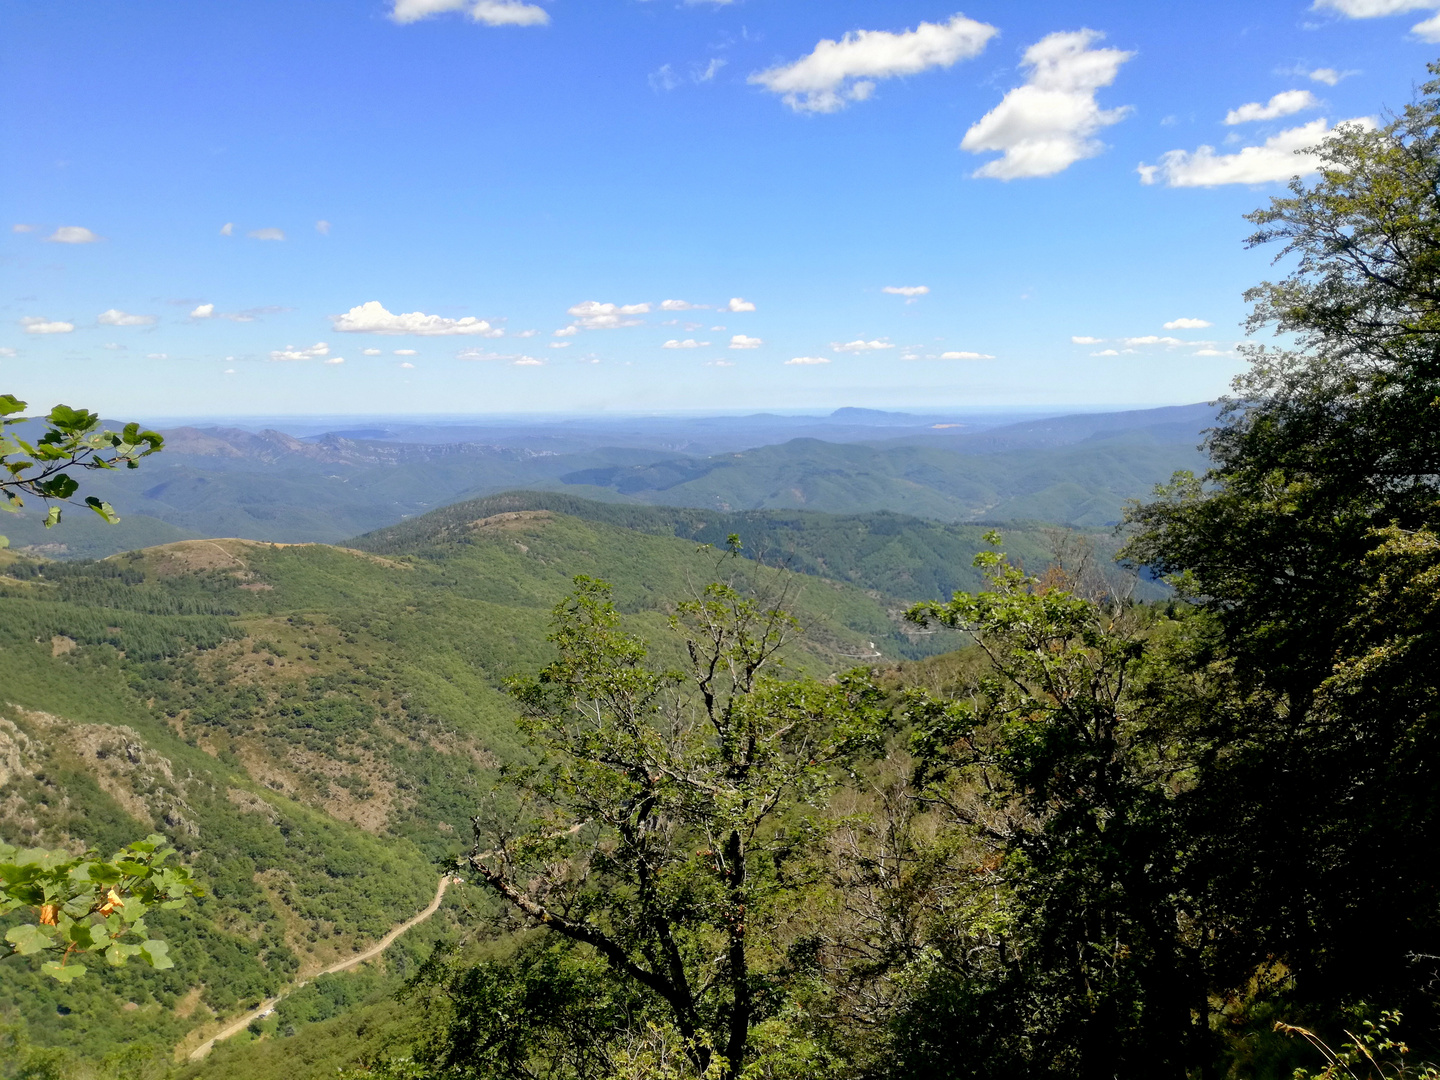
[0,404,1217,558]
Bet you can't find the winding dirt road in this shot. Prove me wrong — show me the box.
[187,875,454,1062]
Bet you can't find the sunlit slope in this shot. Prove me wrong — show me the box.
[0,511,937,1062]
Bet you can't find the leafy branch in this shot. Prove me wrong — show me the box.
[0,834,202,982]
[0,393,164,548]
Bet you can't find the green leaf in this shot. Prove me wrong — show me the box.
[6,924,55,956]
[0,394,26,417]
[47,405,98,433]
[84,496,120,523]
[43,505,61,528]
[0,535,8,549]
[138,939,173,970]
[41,960,86,982]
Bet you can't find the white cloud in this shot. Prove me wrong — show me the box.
[97,308,157,327]
[832,339,895,352]
[662,339,709,348]
[333,300,499,336]
[191,303,215,319]
[512,357,544,365]
[1071,335,1103,344]
[566,300,650,329]
[21,317,74,334]
[220,222,234,236]
[1305,67,1356,86]
[146,353,168,360]
[103,342,124,350]
[316,220,331,235]
[1193,348,1233,356]
[695,58,726,83]
[1123,335,1186,346]
[46,226,101,244]
[0,347,16,357]
[660,299,709,311]
[882,284,929,297]
[363,348,383,355]
[550,341,572,348]
[269,342,332,362]
[729,334,763,349]
[1313,0,1440,39]
[750,14,997,113]
[961,30,1134,180]
[1091,348,1121,356]
[400,361,416,368]
[1139,116,1376,187]
[390,0,549,26]
[705,359,736,367]
[11,224,35,233]
[1164,317,1212,329]
[650,63,682,92]
[553,325,579,337]
[726,297,755,312]
[324,357,345,365]
[784,356,831,365]
[249,227,286,241]
[513,329,538,338]
[224,368,236,375]
[394,348,418,355]
[1225,90,1319,125]
[940,350,994,359]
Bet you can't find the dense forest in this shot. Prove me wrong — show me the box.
[5,59,1440,1080]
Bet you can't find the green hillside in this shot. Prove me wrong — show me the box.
[0,508,945,1072]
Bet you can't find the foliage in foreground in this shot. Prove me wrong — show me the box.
[1,835,201,982]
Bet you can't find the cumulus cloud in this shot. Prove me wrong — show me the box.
[269,342,332,362]
[220,223,234,236]
[400,361,416,368]
[1138,116,1376,187]
[660,299,709,311]
[324,357,345,365]
[394,348,418,355]
[1313,0,1440,40]
[662,339,709,348]
[750,14,997,113]
[191,303,215,319]
[1305,67,1357,85]
[1194,348,1234,356]
[961,29,1134,180]
[97,308,157,327]
[363,348,383,355]
[1091,348,1121,356]
[729,334,763,349]
[705,359,736,367]
[1071,335,1103,344]
[0,347,17,357]
[248,227,286,241]
[567,300,650,329]
[21,317,74,334]
[1122,335,1188,346]
[832,339,895,352]
[333,300,499,336]
[390,0,549,26]
[882,284,929,297]
[695,58,726,83]
[550,341,572,348]
[146,353,169,360]
[1225,90,1319,125]
[513,329,538,338]
[512,357,544,366]
[1164,317,1212,329]
[726,297,756,312]
[11,224,35,233]
[940,350,995,359]
[45,226,101,244]
[784,356,831,365]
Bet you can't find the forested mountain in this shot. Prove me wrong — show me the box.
[0,506,970,1073]
[0,405,1212,558]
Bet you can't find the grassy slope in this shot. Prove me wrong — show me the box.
[0,510,943,1070]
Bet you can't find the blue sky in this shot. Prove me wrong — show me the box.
[2,0,1435,417]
